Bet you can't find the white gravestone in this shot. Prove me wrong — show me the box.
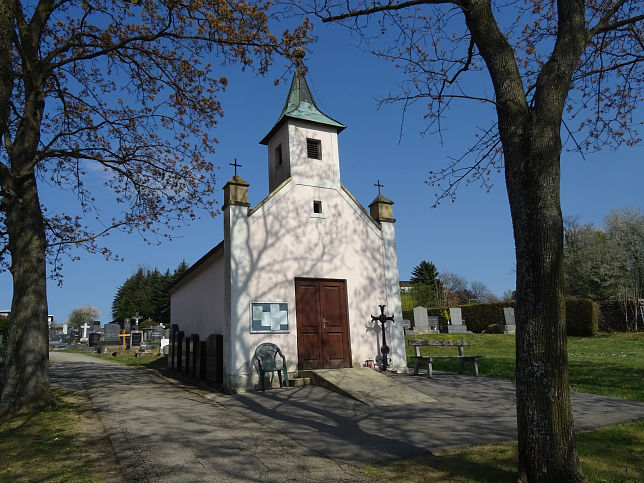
[62,322,68,335]
[160,338,170,354]
[80,322,91,341]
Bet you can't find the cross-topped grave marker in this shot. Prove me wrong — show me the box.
[132,312,143,329]
[118,329,130,349]
[230,159,241,176]
[80,322,91,340]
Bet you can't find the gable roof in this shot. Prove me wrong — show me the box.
[260,66,346,145]
[168,240,224,292]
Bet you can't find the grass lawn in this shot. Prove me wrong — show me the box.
[406,332,644,401]
[0,390,121,482]
[365,419,644,482]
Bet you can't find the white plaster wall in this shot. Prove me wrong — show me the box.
[229,182,396,381]
[288,122,341,188]
[170,251,226,338]
[380,222,407,371]
[266,123,291,192]
[266,121,342,192]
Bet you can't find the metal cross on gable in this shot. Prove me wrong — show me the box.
[230,158,242,176]
[374,179,384,195]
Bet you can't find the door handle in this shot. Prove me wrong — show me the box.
[321,317,327,329]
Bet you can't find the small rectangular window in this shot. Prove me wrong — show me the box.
[307,138,321,159]
[310,199,325,218]
[275,145,283,166]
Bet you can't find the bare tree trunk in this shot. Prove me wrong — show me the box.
[505,122,583,482]
[0,168,51,415]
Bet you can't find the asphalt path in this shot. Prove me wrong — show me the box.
[50,351,644,481]
[49,352,369,482]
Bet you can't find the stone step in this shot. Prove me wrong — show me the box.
[301,368,436,407]
[288,377,312,387]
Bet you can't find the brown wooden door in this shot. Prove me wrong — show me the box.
[295,278,351,370]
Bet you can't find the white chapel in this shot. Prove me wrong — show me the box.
[170,65,406,392]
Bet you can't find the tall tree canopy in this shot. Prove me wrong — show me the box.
[565,207,644,301]
[112,262,188,325]
[409,260,443,306]
[66,304,100,329]
[0,0,310,415]
[410,260,442,287]
[294,0,642,480]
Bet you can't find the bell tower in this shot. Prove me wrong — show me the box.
[260,55,346,192]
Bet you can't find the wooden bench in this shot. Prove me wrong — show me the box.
[408,339,482,378]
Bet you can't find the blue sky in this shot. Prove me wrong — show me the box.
[1,21,642,325]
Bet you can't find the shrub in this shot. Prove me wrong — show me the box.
[408,298,598,336]
[566,298,599,336]
[485,324,504,334]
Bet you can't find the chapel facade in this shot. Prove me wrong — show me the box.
[170,66,406,392]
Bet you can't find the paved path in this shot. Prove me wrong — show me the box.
[50,352,644,481]
[220,370,644,465]
[49,352,368,482]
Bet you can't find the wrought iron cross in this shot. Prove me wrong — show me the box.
[371,304,395,372]
[374,179,384,195]
[230,159,241,176]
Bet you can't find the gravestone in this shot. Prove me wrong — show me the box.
[148,326,165,341]
[413,306,429,330]
[206,334,223,384]
[80,322,91,341]
[447,307,468,334]
[175,331,184,371]
[428,316,439,331]
[160,338,170,355]
[98,323,122,353]
[62,322,68,335]
[402,319,411,335]
[502,307,516,334]
[70,329,81,343]
[411,306,438,334]
[191,334,200,378]
[103,323,121,343]
[130,330,143,348]
[88,332,101,347]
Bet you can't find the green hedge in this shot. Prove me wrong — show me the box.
[565,298,599,336]
[404,298,598,336]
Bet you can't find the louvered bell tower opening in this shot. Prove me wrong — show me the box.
[306,138,322,160]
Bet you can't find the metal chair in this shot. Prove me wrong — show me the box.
[254,342,289,391]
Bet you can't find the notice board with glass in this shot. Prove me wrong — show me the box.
[250,302,289,333]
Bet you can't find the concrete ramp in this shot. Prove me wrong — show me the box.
[304,368,436,407]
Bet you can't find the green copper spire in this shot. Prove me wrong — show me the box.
[260,65,346,145]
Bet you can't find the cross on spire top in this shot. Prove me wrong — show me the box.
[230,159,241,176]
[374,179,384,195]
